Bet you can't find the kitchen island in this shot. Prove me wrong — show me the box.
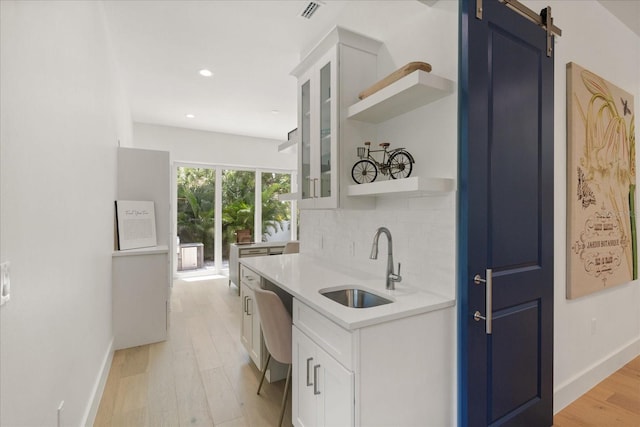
[240,253,455,427]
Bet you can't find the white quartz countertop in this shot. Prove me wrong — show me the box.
[240,253,455,330]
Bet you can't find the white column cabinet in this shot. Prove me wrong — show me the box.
[293,325,354,427]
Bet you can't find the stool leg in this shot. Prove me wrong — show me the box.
[257,353,271,395]
[278,364,292,427]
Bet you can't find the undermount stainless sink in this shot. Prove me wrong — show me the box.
[320,287,393,308]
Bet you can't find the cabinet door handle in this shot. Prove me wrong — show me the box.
[312,178,318,198]
[473,268,493,334]
[313,364,321,395]
[247,298,252,316]
[306,357,314,386]
[243,296,248,314]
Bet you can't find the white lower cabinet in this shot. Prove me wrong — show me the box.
[291,298,456,427]
[112,247,169,350]
[240,266,262,369]
[238,261,455,426]
[240,265,288,382]
[293,325,354,427]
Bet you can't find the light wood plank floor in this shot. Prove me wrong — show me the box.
[95,276,640,427]
[554,356,640,426]
[94,277,292,427]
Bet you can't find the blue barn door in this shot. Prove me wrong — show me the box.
[458,0,558,425]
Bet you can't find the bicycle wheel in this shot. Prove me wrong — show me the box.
[388,151,413,179]
[351,160,378,184]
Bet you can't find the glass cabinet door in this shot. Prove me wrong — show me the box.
[300,79,311,201]
[319,61,332,199]
[296,46,337,209]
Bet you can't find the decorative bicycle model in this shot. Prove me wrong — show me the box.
[351,141,415,184]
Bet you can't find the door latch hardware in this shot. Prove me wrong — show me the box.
[473,269,493,334]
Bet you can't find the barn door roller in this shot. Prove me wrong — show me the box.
[476,0,562,57]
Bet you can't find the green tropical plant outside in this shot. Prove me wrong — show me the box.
[177,167,292,263]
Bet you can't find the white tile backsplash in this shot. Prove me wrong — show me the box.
[300,193,456,299]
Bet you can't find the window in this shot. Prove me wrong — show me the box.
[175,165,295,276]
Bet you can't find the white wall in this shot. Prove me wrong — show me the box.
[521,0,640,412]
[0,1,130,425]
[133,122,297,171]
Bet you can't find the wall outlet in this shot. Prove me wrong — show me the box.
[0,262,10,306]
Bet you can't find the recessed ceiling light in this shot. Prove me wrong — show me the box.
[199,69,213,77]
[186,114,195,119]
[271,110,280,114]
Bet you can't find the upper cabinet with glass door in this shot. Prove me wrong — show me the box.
[296,47,337,209]
[291,27,381,209]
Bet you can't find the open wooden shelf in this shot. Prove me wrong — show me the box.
[347,70,454,123]
[347,176,454,197]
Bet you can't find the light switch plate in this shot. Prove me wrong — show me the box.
[1,262,10,306]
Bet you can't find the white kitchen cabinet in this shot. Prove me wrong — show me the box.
[289,297,454,427]
[241,256,456,426]
[291,27,381,210]
[293,326,354,427]
[240,265,262,368]
[229,242,286,291]
[240,284,252,351]
[296,47,338,209]
[292,299,355,427]
[239,264,288,382]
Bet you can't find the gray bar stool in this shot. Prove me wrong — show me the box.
[254,287,292,427]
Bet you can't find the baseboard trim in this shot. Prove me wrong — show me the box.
[553,337,640,413]
[81,338,114,426]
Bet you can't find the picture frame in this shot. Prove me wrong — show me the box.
[566,62,636,299]
[115,200,158,250]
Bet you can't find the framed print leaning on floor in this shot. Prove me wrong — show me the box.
[567,62,636,299]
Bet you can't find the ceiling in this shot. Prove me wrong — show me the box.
[102,0,429,141]
[597,0,640,38]
[102,0,639,142]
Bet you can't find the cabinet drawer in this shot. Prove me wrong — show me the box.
[240,247,268,256]
[293,299,354,369]
[240,265,261,289]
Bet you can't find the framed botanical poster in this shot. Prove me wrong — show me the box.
[567,62,636,299]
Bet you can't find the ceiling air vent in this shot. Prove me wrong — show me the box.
[300,1,321,19]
